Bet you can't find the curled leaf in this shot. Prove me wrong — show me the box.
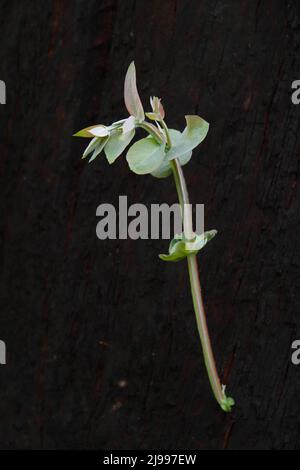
[159,235,189,262]
[124,62,145,121]
[166,115,209,160]
[159,230,217,262]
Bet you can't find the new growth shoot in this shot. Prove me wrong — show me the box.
[74,62,234,413]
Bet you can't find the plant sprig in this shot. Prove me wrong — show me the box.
[74,62,234,413]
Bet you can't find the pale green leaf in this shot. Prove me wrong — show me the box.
[88,136,109,163]
[109,119,126,130]
[73,125,102,138]
[122,116,136,134]
[166,115,209,160]
[89,125,109,137]
[159,236,188,262]
[151,129,192,179]
[190,229,217,251]
[74,121,125,138]
[126,137,165,175]
[82,137,101,159]
[159,230,217,262]
[104,129,135,164]
[124,62,145,121]
[150,158,173,178]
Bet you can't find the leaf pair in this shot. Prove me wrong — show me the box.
[159,230,217,262]
[74,61,144,164]
[76,61,145,139]
[126,116,209,178]
[82,129,136,164]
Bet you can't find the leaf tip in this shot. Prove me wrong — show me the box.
[124,61,144,121]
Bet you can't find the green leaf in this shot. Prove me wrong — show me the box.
[187,229,217,251]
[166,115,209,160]
[88,136,109,163]
[126,137,165,175]
[159,235,189,262]
[104,129,135,164]
[159,230,217,262]
[74,120,126,139]
[122,116,136,133]
[150,157,173,178]
[82,137,101,159]
[151,129,192,179]
[124,62,145,121]
[89,125,109,137]
[109,119,126,130]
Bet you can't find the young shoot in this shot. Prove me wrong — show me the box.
[74,62,234,413]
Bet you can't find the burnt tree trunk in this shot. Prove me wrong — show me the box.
[0,0,300,450]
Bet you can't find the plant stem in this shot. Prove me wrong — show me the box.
[161,120,232,411]
[138,121,165,144]
[171,159,225,407]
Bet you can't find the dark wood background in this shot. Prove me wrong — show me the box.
[0,0,300,450]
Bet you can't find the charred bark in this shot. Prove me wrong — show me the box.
[0,0,300,450]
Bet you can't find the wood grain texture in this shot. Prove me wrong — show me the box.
[0,0,300,450]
